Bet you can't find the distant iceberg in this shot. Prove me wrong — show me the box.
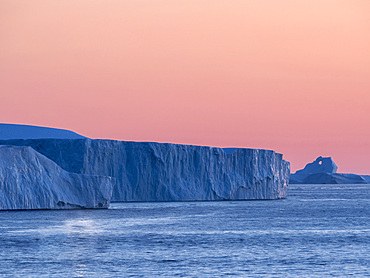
[0,145,114,210]
[290,156,369,184]
[0,123,86,140]
[0,139,290,201]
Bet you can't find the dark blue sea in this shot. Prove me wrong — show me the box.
[0,184,369,277]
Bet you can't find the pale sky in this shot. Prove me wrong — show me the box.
[1,0,370,173]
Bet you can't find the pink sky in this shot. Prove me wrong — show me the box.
[1,0,370,173]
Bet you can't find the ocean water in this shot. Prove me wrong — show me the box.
[0,184,369,277]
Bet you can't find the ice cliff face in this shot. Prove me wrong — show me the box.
[0,139,290,201]
[0,145,114,210]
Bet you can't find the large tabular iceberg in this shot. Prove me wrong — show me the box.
[0,145,114,210]
[0,139,290,201]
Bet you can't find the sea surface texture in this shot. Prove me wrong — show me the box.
[0,184,369,277]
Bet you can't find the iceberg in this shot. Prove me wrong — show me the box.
[0,123,86,140]
[0,139,290,201]
[302,173,369,184]
[290,156,337,184]
[0,145,114,210]
[290,156,369,184]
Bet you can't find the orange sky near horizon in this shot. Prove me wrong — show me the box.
[1,0,370,173]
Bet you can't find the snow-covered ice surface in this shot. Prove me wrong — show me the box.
[0,184,369,277]
[0,145,114,210]
[0,139,290,201]
[0,123,86,140]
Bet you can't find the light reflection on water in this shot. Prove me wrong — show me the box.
[0,184,369,277]
[11,219,105,236]
[75,264,88,278]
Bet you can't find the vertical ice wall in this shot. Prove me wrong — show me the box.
[0,145,114,210]
[0,139,290,201]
